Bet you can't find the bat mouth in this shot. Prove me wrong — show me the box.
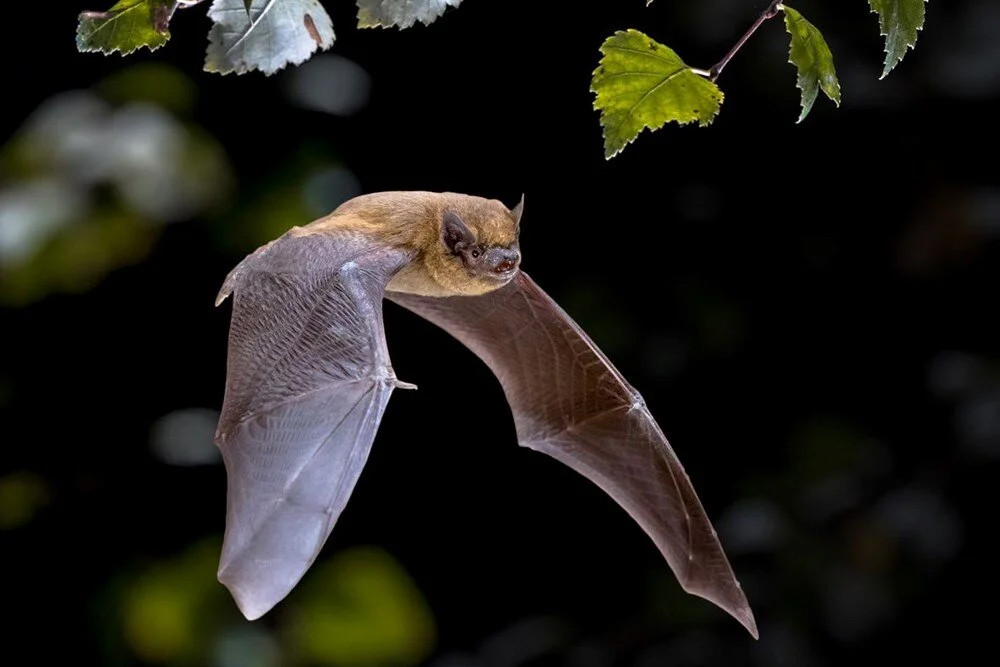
[481,267,518,283]
[477,260,519,283]
[461,246,520,282]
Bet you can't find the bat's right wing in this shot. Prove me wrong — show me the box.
[216,232,413,620]
[388,272,757,638]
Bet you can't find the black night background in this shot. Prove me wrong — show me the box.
[1,1,997,665]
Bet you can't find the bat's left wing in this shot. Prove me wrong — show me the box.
[388,272,757,637]
[216,231,413,620]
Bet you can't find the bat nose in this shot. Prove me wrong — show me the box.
[491,248,520,275]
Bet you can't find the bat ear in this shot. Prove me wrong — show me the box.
[442,210,474,253]
[510,194,525,227]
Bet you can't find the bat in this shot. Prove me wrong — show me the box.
[214,191,757,637]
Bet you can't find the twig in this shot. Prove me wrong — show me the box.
[704,0,784,82]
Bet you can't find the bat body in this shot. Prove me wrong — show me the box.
[215,191,756,637]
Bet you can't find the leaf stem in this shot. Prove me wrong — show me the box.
[706,0,784,82]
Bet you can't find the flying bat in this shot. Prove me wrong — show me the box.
[214,191,757,637]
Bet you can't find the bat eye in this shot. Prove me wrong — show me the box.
[471,248,481,259]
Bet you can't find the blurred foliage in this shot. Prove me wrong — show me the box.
[150,408,222,466]
[0,55,365,303]
[98,63,198,114]
[285,547,436,666]
[0,64,231,305]
[0,471,50,530]
[788,417,879,491]
[122,539,228,664]
[114,542,433,666]
[218,155,360,252]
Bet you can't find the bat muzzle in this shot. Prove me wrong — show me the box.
[485,247,520,279]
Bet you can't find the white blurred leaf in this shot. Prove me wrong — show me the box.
[284,55,371,116]
[150,408,222,466]
[206,0,335,76]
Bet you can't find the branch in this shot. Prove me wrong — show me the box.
[705,0,783,82]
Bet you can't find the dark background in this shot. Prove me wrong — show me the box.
[2,1,998,665]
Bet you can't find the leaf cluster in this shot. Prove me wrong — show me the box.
[592,0,928,158]
[76,0,463,75]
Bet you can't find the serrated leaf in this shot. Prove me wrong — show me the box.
[206,0,335,76]
[782,5,841,123]
[357,0,462,29]
[76,0,177,56]
[869,0,926,78]
[591,29,723,159]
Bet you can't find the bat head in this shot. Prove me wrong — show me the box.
[423,194,522,296]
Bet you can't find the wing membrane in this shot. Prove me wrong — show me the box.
[216,232,411,619]
[388,272,757,637]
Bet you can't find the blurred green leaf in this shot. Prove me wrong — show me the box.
[287,546,436,667]
[591,29,723,159]
[782,5,841,122]
[0,74,231,305]
[0,207,154,306]
[122,540,233,664]
[98,63,197,114]
[790,416,874,486]
[0,472,49,530]
[869,0,927,78]
[220,149,352,251]
[356,0,462,28]
[205,0,336,76]
[77,0,176,55]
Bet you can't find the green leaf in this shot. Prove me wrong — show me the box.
[76,0,176,56]
[288,547,436,666]
[782,5,841,123]
[357,0,462,29]
[205,0,336,76]
[591,29,723,159]
[869,0,926,78]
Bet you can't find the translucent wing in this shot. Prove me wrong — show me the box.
[389,272,757,637]
[216,232,412,619]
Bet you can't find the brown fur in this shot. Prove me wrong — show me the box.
[299,191,521,297]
